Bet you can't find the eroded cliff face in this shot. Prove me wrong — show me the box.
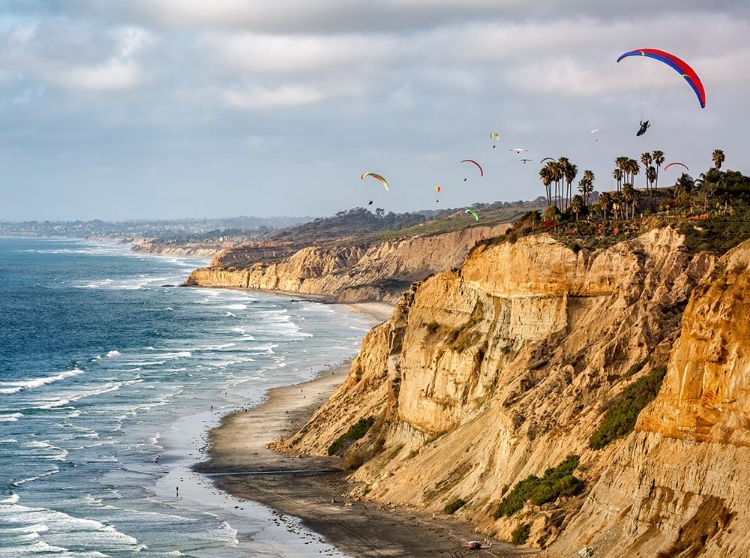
[551,241,750,557]
[276,228,735,553]
[184,224,509,303]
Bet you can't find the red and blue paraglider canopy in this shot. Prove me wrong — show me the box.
[617,48,705,108]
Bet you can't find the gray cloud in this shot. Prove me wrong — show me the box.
[0,2,746,221]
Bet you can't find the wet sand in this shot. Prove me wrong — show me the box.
[195,302,536,557]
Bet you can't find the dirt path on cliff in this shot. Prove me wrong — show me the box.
[194,362,538,557]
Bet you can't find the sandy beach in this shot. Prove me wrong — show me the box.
[195,303,537,557]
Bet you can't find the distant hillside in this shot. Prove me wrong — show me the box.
[0,216,314,240]
[268,198,549,248]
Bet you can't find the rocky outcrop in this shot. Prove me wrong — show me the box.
[275,228,745,553]
[184,224,510,303]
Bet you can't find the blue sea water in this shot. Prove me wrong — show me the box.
[0,237,375,557]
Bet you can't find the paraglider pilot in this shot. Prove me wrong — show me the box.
[636,120,650,136]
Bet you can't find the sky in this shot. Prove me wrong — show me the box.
[0,1,748,221]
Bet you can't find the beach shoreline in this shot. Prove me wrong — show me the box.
[195,301,533,557]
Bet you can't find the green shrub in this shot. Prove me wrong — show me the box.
[589,366,667,450]
[343,437,388,470]
[425,321,441,334]
[511,523,531,545]
[444,498,466,515]
[494,455,583,519]
[623,358,649,378]
[327,416,376,456]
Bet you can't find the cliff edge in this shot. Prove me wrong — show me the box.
[271,227,750,555]
[184,223,509,303]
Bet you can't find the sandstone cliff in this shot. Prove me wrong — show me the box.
[551,241,750,557]
[130,240,227,258]
[273,228,750,555]
[184,224,510,303]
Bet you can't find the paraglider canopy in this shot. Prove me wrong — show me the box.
[460,159,484,177]
[360,172,389,190]
[539,157,554,164]
[664,162,689,172]
[465,209,479,221]
[510,148,528,154]
[617,48,706,109]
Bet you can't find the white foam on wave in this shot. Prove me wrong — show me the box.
[29,381,123,410]
[211,357,256,368]
[23,541,68,553]
[106,350,121,358]
[248,343,278,355]
[223,303,247,310]
[1,493,20,504]
[23,440,69,461]
[0,369,83,395]
[1,498,143,555]
[11,466,60,486]
[198,343,237,351]
[0,412,23,422]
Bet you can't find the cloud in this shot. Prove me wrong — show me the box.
[61,0,750,33]
[54,59,141,91]
[223,85,326,108]
[208,32,398,74]
[0,23,151,92]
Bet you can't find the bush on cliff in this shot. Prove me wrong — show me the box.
[589,366,668,450]
[444,498,466,515]
[511,522,531,545]
[494,455,584,519]
[327,416,376,456]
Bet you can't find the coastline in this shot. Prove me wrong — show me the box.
[196,302,533,557]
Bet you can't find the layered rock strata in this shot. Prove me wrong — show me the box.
[275,228,746,554]
[185,224,510,303]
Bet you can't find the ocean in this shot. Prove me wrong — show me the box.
[0,237,375,557]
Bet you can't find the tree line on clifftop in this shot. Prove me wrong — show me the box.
[496,148,750,255]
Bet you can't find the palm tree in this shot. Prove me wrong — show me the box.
[598,191,613,221]
[549,161,564,208]
[621,183,635,219]
[712,149,725,170]
[571,195,584,222]
[640,152,653,192]
[557,157,572,209]
[539,167,553,206]
[612,191,624,220]
[613,168,623,192]
[563,161,578,210]
[674,173,694,196]
[631,188,641,218]
[615,157,629,192]
[652,150,665,189]
[626,159,640,190]
[579,170,595,206]
[646,166,657,193]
